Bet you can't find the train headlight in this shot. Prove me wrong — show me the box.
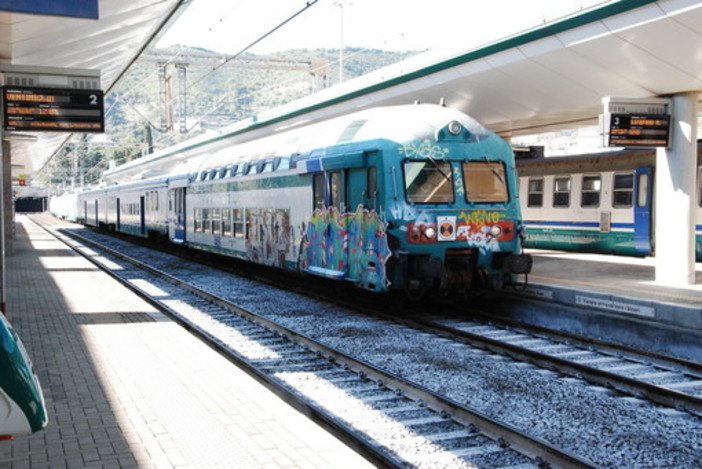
[423,226,436,240]
[490,225,502,238]
[447,121,463,136]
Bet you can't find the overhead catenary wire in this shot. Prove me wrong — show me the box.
[188,0,319,91]
[105,0,321,134]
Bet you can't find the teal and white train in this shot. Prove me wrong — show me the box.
[51,104,531,298]
[517,146,702,261]
[0,313,47,439]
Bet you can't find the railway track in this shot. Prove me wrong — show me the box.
[33,215,702,467]
[400,312,702,417]
[34,217,593,468]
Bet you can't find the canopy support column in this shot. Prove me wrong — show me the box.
[655,92,698,285]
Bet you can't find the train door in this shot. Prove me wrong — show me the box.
[139,196,146,236]
[94,200,99,226]
[634,167,653,254]
[328,170,347,273]
[169,188,187,244]
[305,171,348,277]
[116,198,121,231]
[347,166,378,211]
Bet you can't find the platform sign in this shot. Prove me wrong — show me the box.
[2,86,104,133]
[0,0,98,19]
[602,97,672,149]
[607,114,671,148]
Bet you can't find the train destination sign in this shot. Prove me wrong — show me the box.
[2,86,104,133]
[607,113,671,148]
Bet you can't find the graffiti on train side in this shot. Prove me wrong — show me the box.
[458,210,506,225]
[245,208,292,268]
[462,226,500,254]
[399,140,450,160]
[299,205,391,292]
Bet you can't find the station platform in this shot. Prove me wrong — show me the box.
[526,249,702,323]
[502,249,702,362]
[1,215,373,468]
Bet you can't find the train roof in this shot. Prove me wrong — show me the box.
[516,142,702,176]
[106,104,493,183]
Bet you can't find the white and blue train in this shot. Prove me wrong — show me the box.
[517,145,702,261]
[51,104,532,298]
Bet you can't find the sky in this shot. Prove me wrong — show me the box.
[157,0,609,55]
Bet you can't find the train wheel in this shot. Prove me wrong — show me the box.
[405,286,427,302]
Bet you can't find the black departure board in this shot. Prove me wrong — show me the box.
[2,86,104,133]
[608,113,670,147]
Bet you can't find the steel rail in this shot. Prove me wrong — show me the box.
[40,219,597,469]
[457,305,702,379]
[407,314,702,417]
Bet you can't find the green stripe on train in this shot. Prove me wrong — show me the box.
[189,175,306,195]
[523,227,643,257]
[526,228,702,261]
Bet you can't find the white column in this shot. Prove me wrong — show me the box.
[655,92,698,285]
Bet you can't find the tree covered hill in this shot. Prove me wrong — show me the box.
[46,46,416,186]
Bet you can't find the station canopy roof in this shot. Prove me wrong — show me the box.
[2,0,702,184]
[0,0,188,183]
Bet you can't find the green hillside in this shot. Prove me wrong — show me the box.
[46,46,416,186]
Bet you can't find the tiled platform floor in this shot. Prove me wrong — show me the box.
[1,215,373,468]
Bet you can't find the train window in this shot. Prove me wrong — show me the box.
[276,157,291,171]
[527,178,543,207]
[274,209,289,243]
[233,209,244,238]
[613,173,634,208]
[553,177,571,208]
[463,162,509,203]
[330,171,345,211]
[222,209,232,236]
[202,208,212,232]
[211,208,222,234]
[194,208,203,232]
[581,175,601,208]
[262,209,274,243]
[247,209,260,242]
[698,168,702,207]
[404,160,454,204]
[313,173,325,210]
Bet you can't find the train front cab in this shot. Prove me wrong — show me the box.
[388,153,531,298]
[300,128,531,297]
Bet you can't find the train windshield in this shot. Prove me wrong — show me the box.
[463,161,509,203]
[404,160,454,204]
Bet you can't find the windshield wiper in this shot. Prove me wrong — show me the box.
[482,158,505,185]
[426,154,452,183]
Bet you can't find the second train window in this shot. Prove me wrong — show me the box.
[553,177,571,208]
[613,173,634,208]
[581,175,601,208]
